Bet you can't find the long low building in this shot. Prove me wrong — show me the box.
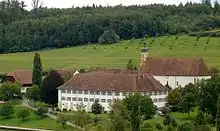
[57,70,168,112]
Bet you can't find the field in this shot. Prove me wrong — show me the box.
[0,35,220,74]
[0,103,74,131]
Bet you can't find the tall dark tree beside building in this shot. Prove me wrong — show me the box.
[41,70,64,106]
[32,52,43,87]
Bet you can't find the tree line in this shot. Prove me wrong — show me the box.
[1,0,220,53]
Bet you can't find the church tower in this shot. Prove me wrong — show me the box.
[140,42,149,66]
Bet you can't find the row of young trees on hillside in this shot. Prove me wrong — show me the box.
[1,1,220,53]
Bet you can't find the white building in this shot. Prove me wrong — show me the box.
[57,70,168,112]
[140,43,211,89]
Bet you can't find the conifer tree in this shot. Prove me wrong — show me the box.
[32,52,42,86]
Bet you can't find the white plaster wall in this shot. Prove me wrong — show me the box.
[153,76,211,89]
[58,89,167,112]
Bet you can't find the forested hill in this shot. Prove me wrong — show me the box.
[1,0,220,53]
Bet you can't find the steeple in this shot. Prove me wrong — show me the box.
[140,42,149,66]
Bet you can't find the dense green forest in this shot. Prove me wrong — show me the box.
[1,0,220,53]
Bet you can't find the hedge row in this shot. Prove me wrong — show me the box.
[188,31,220,37]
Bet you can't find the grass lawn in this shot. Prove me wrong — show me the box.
[0,35,219,74]
[0,105,75,131]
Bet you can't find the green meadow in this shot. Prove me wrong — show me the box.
[0,35,220,74]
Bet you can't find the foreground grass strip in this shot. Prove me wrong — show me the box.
[0,125,52,131]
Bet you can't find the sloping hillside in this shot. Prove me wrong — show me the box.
[0,35,219,73]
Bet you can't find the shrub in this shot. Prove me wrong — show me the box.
[98,29,120,44]
[79,68,86,73]
[16,108,31,121]
[177,121,192,131]
[141,121,153,131]
[163,115,172,126]
[0,103,14,118]
[124,46,128,49]
[192,125,211,131]
[171,118,178,127]
[35,106,48,119]
[156,123,163,130]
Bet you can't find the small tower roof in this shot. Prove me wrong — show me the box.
[141,42,149,52]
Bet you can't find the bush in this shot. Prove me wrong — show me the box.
[141,121,153,131]
[0,103,14,118]
[98,29,120,44]
[35,106,48,119]
[16,108,31,121]
[177,121,192,131]
[156,123,163,130]
[192,125,211,131]
[163,115,172,126]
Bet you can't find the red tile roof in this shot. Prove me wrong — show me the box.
[140,57,210,76]
[1,70,32,85]
[58,70,167,92]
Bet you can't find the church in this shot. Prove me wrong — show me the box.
[139,43,211,89]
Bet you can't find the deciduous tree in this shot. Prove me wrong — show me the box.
[123,93,156,131]
[0,103,14,118]
[0,82,21,101]
[167,88,182,112]
[109,99,129,131]
[199,74,220,121]
[217,95,220,131]
[26,85,41,102]
[41,69,64,106]
[16,108,31,121]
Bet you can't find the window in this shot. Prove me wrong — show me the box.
[159,92,163,95]
[153,98,157,102]
[72,97,76,101]
[153,92,157,96]
[101,99,106,103]
[96,91,100,95]
[67,97,71,101]
[128,92,133,96]
[159,98,163,102]
[95,98,100,102]
[107,99,112,103]
[101,91,106,95]
[78,97,82,101]
[89,98,94,102]
[61,90,66,93]
[149,92,152,96]
[61,97,65,100]
[84,90,88,94]
[84,98,88,102]
[164,91,167,95]
[115,92,120,96]
[72,90,76,94]
[177,81,179,86]
[90,91,94,95]
[108,92,112,96]
[194,78,197,84]
[122,92,126,96]
[67,90,71,94]
[78,90,82,94]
